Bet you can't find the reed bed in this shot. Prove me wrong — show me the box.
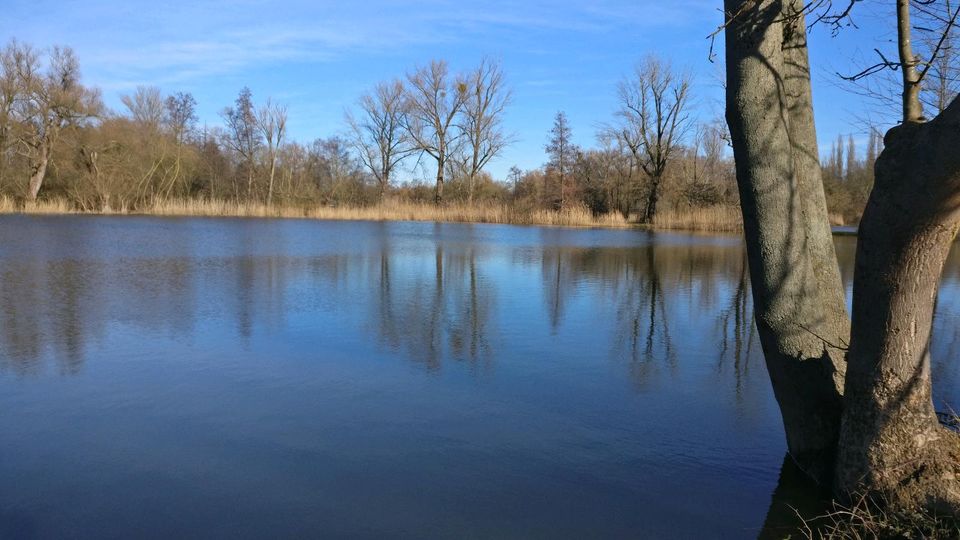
[651,205,742,232]
[1,196,752,233]
[0,196,76,214]
[140,199,633,228]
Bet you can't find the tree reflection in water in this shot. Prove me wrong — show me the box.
[4,218,960,536]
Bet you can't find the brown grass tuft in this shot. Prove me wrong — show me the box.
[798,493,960,539]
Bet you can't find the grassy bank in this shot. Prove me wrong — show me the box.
[0,196,747,232]
[800,494,960,539]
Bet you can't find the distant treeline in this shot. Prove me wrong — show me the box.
[0,39,879,225]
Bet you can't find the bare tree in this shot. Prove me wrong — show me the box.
[545,111,576,209]
[404,60,467,205]
[507,165,522,194]
[921,0,960,115]
[844,134,856,181]
[838,0,959,124]
[457,58,512,205]
[347,79,413,200]
[220,87,261,200]
[157,91,198,201]
[0,41,24,191]
[165,92,197,147]
[313,136,366,204]
[121,86,165,129]
[13,44,100,201]
[684,119,733,208]
[257,99,287,206]
[615,55,691,223]
[596,131,638,217]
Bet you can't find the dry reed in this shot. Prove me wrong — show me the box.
[798,493,960,539]
[0,197,633,228]
[140,199,633,228]
[0,196,75,214]
[651,205,742,232]
[1,197,750,232]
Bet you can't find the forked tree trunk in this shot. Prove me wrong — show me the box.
[724,0,850,483]
[836,100,960,511]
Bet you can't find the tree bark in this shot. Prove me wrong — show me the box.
[897,0,924,123]
[435,158,444,205]
[267,153,277,207]
[836,98,960,511]
[468,173,475,206]
[27,140,49,202]
[724,0,850,483]
[643,174,661,224]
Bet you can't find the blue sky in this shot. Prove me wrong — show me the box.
[2,0,901,180]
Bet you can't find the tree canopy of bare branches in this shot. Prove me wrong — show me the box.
[545,111,577,209]
[614,55,691,223]
[347,79,414,200]
[404,60,467,205]
[455,57,512,204]
[257,99,287,206]
[1,41,101,201]
[220,87,262,200]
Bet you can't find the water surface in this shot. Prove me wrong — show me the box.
[2,215,960,539]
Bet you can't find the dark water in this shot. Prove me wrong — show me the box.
[2,216,960,539]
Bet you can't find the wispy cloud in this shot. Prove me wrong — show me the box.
[3,0,719,91]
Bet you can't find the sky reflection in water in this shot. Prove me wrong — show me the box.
[2,215,960,539]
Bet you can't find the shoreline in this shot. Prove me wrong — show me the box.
[0,198,748,233]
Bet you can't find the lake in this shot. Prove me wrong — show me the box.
[2,215,959,539]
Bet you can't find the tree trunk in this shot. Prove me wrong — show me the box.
[897,0,924,123]
[379,167,389,202]
[559,169,565,209]
[836,100,960,511]
[267,153,277,207]
[247,163,254,201]
[435,158,444,205]
[724,0,850,483]
[643,174,662,224]
[27,140,49,202]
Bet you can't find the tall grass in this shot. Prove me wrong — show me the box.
[142,199,633,228]
[0,196,75,214]
[0,197,634,228]
[651,205,742,232]
[799,493,960,539]
[1,196,749,232]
